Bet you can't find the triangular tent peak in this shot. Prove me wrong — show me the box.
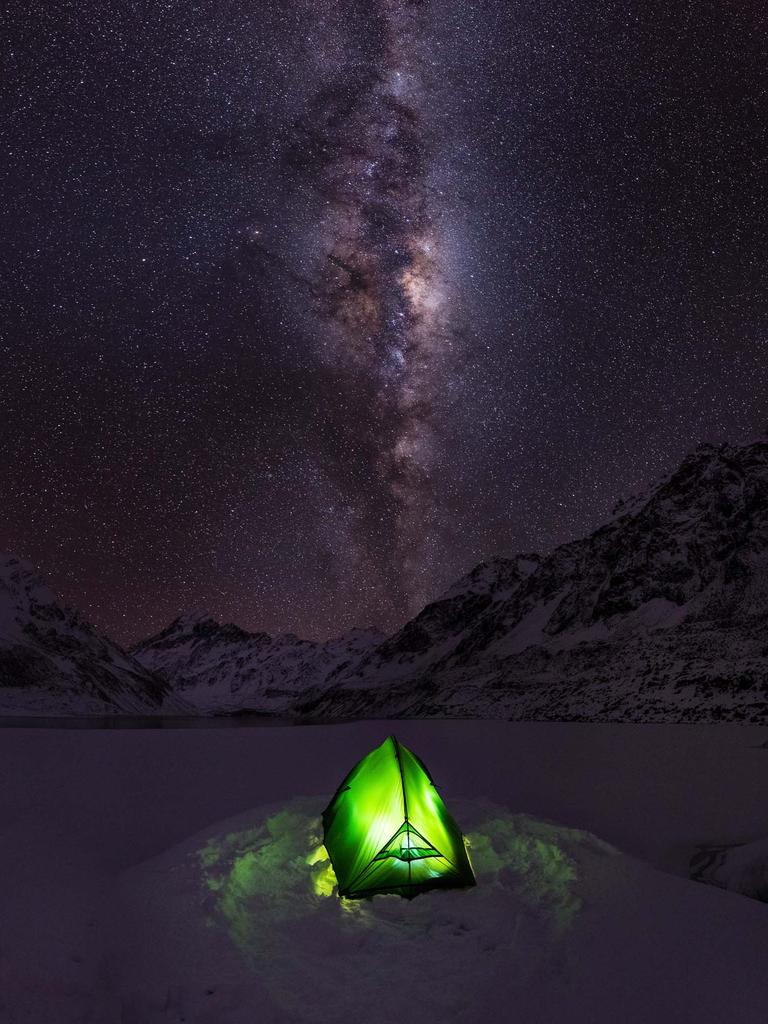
[322,735,476,899]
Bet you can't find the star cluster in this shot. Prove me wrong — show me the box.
[1,1,768,643]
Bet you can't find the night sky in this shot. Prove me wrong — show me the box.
[2,1,768,644]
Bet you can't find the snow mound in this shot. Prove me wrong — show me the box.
[116,797,768,1024]
[118,797,611,1023]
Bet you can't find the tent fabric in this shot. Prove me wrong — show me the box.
[322,735,476,898]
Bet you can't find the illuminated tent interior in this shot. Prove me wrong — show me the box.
[322,735,476,899]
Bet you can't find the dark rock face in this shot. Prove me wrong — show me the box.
[335,555,542,686]
[691,836,768,903]
[0,554,173,714]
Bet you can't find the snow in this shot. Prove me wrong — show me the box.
[495,590,571,654]
[1,720,767,1022]
[437,555,538,602]
[131,617,385,714]
[0,553,60,641]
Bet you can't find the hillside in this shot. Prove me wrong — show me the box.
[298,438,768,721]
[0,554,176,715]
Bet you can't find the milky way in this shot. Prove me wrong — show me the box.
[286,0,459,612]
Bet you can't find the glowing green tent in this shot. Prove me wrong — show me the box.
[322,735,476,899]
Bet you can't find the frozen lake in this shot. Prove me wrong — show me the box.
[1,721,767,1022]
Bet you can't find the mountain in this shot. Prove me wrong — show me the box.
[6,436,768,720]
[131,613,384,714]
[297,437,768,721]
[0,554,177,715]
[317,554,542,692]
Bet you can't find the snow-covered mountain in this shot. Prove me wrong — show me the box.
[5,436,768,720]
[0,553,177,715]
[299,437,768,721]
[131,612,384,714]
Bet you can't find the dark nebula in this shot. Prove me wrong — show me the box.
[1,1,768,642]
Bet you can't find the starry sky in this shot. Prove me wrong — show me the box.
[2,0,768,644]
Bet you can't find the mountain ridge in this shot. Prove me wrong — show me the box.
[296,437,768,720]
[0,553,180,715]
[3,435,768,719]
[130,613,385,714]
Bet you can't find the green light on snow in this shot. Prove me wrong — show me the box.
[194,795,583,1020]
[466,817,581,935]
[306,843,338,897]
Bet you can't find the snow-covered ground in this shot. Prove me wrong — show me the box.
[1,721,767,1022]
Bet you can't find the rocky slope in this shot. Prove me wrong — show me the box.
[131,612,384,713]
[691,834,768,903]
[297,437,768,721]
[0,554,177,715]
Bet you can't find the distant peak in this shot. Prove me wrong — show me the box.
[0,551,59,606]
[170,608,217,630]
